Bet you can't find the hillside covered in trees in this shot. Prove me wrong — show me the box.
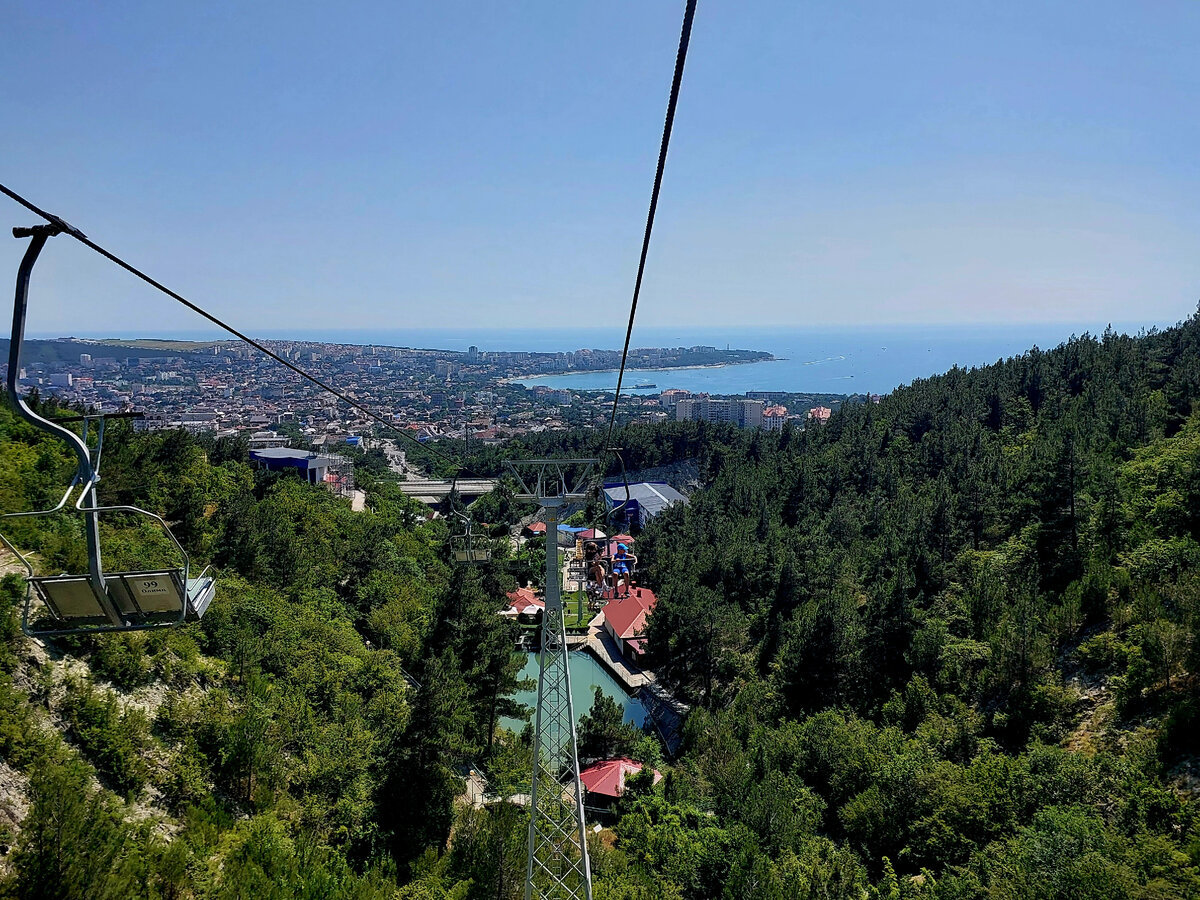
[2,314,1200,898]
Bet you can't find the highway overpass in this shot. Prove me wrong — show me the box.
[397,478,500,504]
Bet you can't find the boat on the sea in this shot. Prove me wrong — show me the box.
[633,383,656,389]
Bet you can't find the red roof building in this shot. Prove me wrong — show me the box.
[505,587,545,620]
[602,586,656,663]
[807,405,833,424]
[523,521,547,536]
[763,405,788,432]
[579,758,662,799]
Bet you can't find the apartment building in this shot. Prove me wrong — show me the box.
[675,397,765,428]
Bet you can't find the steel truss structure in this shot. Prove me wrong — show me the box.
[506,459,596,900]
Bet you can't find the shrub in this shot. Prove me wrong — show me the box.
[1076,632,1130,674]
[89,633,153,689]
[0,676,48,770]
[60,678,151,797]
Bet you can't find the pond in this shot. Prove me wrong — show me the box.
[500,651,648,732]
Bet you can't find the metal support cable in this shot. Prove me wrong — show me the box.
[604,0,698,448]
[0,182,462,469]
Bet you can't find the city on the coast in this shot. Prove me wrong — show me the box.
[5,335,852,445]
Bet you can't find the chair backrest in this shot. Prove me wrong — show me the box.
[31,569,189,627]
[186,575,216,620]
[30,576,112,625]
[106,570,187,616]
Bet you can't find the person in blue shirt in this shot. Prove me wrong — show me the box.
[612,543,635,596]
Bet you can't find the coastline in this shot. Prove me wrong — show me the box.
[501,356,780,386]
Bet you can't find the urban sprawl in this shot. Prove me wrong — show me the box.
[7,338,865,448]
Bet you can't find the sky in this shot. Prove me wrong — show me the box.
[2,1,1200,337]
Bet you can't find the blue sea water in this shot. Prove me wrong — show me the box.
[497,322,1172,396]
[50,320,1177,396]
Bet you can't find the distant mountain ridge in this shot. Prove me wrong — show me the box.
[0,337,207,365]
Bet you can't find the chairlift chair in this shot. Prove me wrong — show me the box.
[451,530,492,564]
[574,450,637,602]
[450,517,491,564]
[1,222,216,637]
[445,467,491,564]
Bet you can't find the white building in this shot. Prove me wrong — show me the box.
[675,397,764,429]
[763,405,787,431]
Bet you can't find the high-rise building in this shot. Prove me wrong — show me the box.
[658,389,691,409]
[676,398,764,428]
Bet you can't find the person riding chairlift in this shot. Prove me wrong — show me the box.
[583,542,607,597]
[612,542,635,597]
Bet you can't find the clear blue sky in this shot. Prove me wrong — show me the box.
[3,1,1200,337]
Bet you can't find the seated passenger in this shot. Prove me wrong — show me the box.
[612,542,635,596]
[583,542,607,593]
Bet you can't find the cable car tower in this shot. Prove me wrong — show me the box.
[506,458,596,900]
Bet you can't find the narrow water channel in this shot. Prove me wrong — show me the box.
[500,651,649,732]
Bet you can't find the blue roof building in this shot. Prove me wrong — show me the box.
[603,482,688,530]
[249,448,349,487]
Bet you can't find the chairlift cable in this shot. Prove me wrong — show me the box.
[2,0,697,479]
[603,0,698,451]
[0,182,463,470]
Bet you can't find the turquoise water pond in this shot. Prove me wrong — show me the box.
[501,651,648,732]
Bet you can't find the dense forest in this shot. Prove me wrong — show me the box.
[3,315,1200,898]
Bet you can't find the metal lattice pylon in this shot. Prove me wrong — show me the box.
[506,460,595,900]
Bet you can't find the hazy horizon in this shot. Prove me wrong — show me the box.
[25,315,1192,345]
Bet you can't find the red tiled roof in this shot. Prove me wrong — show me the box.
[505,587,544,615]
[579,758,662,798]
[764,405,787,417]
[526,522,547,533]
[602,587,656,640]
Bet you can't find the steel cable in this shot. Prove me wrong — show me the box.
[603,0,698,449]
[0,182,462,469]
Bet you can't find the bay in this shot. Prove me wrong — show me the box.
[52,320,1177,396]
[505,322,1171,396]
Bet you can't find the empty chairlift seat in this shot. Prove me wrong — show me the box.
[452,543,492,564]
[4,221,219,638]
[29,568,217,630]
[451,532,492,563]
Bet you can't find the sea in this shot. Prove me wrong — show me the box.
[493,322,1177,396]
[48,320,1179,396]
